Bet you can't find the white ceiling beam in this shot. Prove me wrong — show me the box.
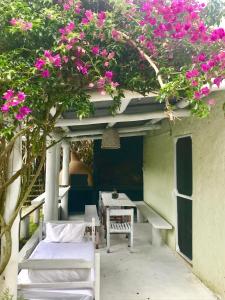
[69,131,147,141]
[107,98,132,128]
[56,109,190,127]
[88,89,157,102]
[66,124,160,138]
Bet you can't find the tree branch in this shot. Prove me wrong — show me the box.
[118,31,165,88]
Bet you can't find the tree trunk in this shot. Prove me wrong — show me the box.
[0,137,22,299]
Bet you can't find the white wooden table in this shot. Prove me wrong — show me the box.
[100,192,136,233]
[101,192,136,208]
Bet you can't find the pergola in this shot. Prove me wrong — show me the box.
[44,90,190,222]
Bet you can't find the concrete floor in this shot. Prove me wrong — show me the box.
[98,223,219,300]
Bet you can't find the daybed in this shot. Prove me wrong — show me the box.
[17,219,100,300]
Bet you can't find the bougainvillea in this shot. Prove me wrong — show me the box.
[2,0,224,125]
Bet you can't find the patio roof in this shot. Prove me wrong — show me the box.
[55,90,191,141]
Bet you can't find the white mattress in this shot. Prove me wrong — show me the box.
[25,240,94,283]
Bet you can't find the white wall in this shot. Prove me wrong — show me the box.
[143,91,225,299]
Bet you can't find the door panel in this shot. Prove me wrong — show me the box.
[176,136,193,260]
[177,196,192,260]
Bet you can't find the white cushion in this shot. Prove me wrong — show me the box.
[45,222,86,243]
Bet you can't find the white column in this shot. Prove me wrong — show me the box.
[54,142,61,220]
[61,142,70,220]
[44,141,57,222]
[0,136,22,298]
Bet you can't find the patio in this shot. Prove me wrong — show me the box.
[99,224,218,300]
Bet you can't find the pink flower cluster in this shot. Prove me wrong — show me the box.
[10,18,32,31]
[1,90,31,120]
[136,0,225,58]
[34,51,64,77]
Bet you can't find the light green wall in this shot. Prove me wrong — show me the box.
[143,91,225,299]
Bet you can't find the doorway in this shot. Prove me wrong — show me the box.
[175,136,193,261]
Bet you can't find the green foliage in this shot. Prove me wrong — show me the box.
[203,0,225,27]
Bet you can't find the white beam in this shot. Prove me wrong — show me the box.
[88,89,157,102]
[66,124,160,138]
[56,109,190,127]
[107,98,132,127]
[70,131,147,141]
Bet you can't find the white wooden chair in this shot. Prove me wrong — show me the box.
[106,208,134,253]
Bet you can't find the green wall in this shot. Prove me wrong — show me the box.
[143,91,225,299]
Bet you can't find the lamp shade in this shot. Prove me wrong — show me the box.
[101,128,120,149]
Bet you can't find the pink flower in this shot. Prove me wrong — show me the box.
[15,106,32,120]
[101,49,108,57]
[98,11,106,26]
[105,71,113,80]
[92,46,100,55]
[89,83,95,88]
[17,91,26,101]
[200,86,210,96]
[201,63,210,73]
[22,22,32,31]
[51,54,62,67]
[63,56,69,63]
[97,77,105,88]
[9,18,18,26]
[197,53,206,62]
[111,81,119,88]
[35,58,46,70]
[108,52,115,60]
[186,69,199,79]
[81,18,89,25]
[66,44,73,50]
[76,61,88,75]
[207,99,216,106]
[3,90,14,100]
[65,21,75,33]
[85,10,93,21]
[104,61,109,67]
[194,91,201,99]
[98,11,106,21]
[41,70,50,78]
[213,77,223,88]
[63,3,71,10]
[1,104,9,112]
[191,80,198,87]
[79,32,85,40]
[112,29,121,41]
[44,50,52,58]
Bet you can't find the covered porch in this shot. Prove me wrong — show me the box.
[17,90,221,300]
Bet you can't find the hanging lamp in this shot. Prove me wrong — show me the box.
[101,128,120,149]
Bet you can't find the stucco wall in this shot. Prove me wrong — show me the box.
[143,91,225,299]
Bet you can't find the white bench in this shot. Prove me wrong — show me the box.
[136,201,172,246]
[84,205,100,248]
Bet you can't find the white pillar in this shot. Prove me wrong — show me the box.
[44,141,57,222]
[0,136,22,298]
[61,142,70,220]
[20,216,30,239]
[54,142,61,220]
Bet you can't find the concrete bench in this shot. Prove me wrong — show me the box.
[136,201,172,246]
[84,205,100,248]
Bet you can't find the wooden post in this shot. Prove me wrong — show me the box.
[61,142,70,220]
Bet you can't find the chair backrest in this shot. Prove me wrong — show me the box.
[109,208,134,218]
